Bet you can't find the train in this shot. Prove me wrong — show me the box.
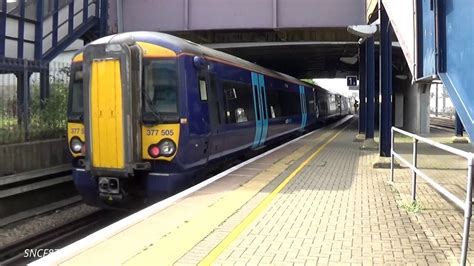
[66,31,351,208]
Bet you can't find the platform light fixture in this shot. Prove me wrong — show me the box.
[347,25,377,38]
[395,74,408,80]
[340,56,358,65]
[347,18,379,39]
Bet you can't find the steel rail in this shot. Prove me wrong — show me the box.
[0,210,122,265]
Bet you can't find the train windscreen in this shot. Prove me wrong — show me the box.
[142,59,178,123]
[67,64,83,121]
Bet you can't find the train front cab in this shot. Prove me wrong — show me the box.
[67,39,184,207]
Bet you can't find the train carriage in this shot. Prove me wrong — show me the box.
[67,31,349,208]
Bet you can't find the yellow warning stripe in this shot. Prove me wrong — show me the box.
[199,122,351,265]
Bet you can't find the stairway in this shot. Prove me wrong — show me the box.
[382,0,474,140]
[0,0,106,67]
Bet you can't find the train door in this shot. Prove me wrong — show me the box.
[198,71,223,162]
[338,95,343,115]
[251,72,268,148]
[299,85,308,129]
[83,42,142,175]
[312,88,320,120]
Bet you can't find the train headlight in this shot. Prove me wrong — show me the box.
[158,139,176,157]
[70,137,83,153]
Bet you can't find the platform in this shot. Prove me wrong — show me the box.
[33,116,474,265]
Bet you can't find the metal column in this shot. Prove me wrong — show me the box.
[0,0,7,57]
[99,0,108,36]
[17,0,25,59]
[358,42,366,135]
[16,68,31,141]
[380,3,393,157]
[435,84,439,117]
[455,112,464,137]
[34,0,44,60]
[40,66,50,108]
[365,37,375,139]
[461,157,474,266]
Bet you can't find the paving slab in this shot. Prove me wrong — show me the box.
[178,121,474,265]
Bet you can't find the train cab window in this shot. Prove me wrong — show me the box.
[222,81,254,124]
[143,59,178,122]
[67,64,83,121]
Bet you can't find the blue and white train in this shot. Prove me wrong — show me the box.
[66,31,350,208]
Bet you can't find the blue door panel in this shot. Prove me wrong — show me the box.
[251,72,262,148]
[299,85,307,129]
[258,74,268,145]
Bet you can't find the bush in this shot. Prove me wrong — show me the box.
[29,83,68,140]
[0,67,69,144]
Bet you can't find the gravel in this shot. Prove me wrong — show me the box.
[0,203,100,249]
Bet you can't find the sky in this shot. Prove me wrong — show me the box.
[313,78,359,98]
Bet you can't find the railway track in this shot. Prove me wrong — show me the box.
[430,116,455,130]
[0,210,125,265]
[0,165,79,227]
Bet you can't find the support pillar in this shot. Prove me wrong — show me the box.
[455,112,464,137]
[403,83,430,134]
[380,3,393,157]
[357,41,367,139]
[361,37,377,150]
[99,0,108,36]
[365,37,375,139]
[453,112,469,143]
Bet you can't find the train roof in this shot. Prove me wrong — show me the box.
[78,31,341,96]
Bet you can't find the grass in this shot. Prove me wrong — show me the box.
[387,182,424,214]
[400,201,424,213]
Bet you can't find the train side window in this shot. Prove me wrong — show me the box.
[222,80,254,124]
[266,89,281,118]
[270,106,276,118]
[199,78,208,101]
[235,108,248,123]
[279,89,300,116]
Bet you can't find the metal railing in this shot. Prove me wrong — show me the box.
[390,126,474,266]
[0,62,69,144]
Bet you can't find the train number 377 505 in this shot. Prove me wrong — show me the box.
[146,129,174,136]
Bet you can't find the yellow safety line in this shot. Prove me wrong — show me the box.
[199,122,351,265]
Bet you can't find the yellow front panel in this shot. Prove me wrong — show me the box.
[67,122,85,157]
[72,52,83,63]
[142,124,180,161]
[90,59,125,169]
[136,42,176,58]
